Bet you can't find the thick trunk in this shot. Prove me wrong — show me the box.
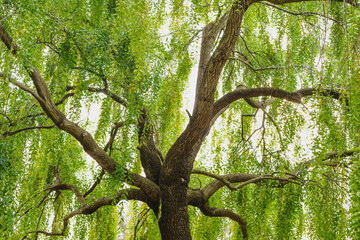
[158,183,191,240]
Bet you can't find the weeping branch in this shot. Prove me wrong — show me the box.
[296,149,358,171]
[262,2,345,28]
[199,203,248,240]
[1,125,55,140]
[66,85,127,107]
[103,121,126,152]
[229,57,303,72]
[0,72,43,103]
[192,170,301,193]
[83,121,128,198]
[0,112,13,126]
[29,184,148,238]
[83,169,106,198]
[212,86,347,123]
[191,171,301,200]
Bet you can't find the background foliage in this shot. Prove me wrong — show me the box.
[1,0,360,239]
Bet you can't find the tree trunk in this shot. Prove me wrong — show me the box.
[158,148,196,240]
[158,183,192,240]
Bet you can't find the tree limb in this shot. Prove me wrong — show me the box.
[1,125,55,140]
[0,72,43,103]
[229,57,303,72]
[197,171,300,200]
[213,87,347,121]
[31,187,147,238]
[296,150,358,171]
[199,203,248,240]
[137,108,163,186]
[262,2,345,27]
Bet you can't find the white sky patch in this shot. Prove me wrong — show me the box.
[183,61,198,114]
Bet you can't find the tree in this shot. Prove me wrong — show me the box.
[0,0,360,239]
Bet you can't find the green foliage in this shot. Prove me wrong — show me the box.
[0,0,360,239]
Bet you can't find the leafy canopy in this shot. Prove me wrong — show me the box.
[1,0,360,239]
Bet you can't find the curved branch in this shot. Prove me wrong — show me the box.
[31,209,81,237]
[103,121,126,152]
[81,188,148,214]
[0,72,43,103]
[198,171,300,200]
[1,125,55,140]
[213,87,347,121]
[55,92,75,105]
[192,169,234,190]
[0,112,13,126]
[83,169,105,198]
[262,2,345,27]
[199,203,248,240]
[229,57,303,72]
[66,85,127,106]
[294,88,347,103]
[32,188,147,238]
[296,149,358,171]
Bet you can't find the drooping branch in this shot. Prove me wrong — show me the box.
[103,121,126,152]
[1,125,55,140]
[296,149,358,171]
[262,2,345,27]
[30,209,81,237]
[0,72,43,103]
[30,184,147,238]
[0,112,13,126]
[229,57,304,72]
[192,169,234,190]
[192,170,300,196]
[38,189,145,236]
[0,88,74,129]
[81,188,148,214]
[66,85,127,107]
[294,88,347,103]
[55,92,75,105]
[199,203,248,240]
[83,169,105,198]
[196,171,300,200]
[213,87,347,121]
[83,121,126,198]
